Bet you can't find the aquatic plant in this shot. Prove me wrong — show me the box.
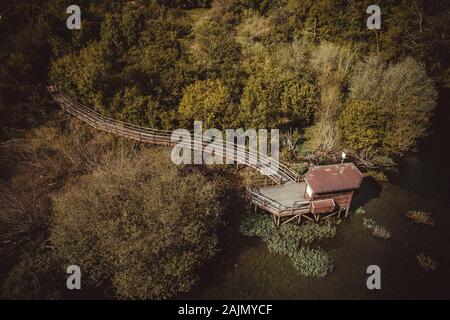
[372,225,392,239]
[406,210,435,226]
[362,217,391,239]
[355,207,366,215]
[289,247,334,277]
[362,217,376,230]
[416,253,438,271]
[297,220,338,244]
[240,212,334,277]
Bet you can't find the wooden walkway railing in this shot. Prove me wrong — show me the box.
[48,86,300,184]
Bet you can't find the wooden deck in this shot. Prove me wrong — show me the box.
[246,180,351,225]
[258,181,308,206]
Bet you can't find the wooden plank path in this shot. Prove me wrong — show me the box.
[48,86,322,225]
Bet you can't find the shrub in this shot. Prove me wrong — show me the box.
[1,249,64,300]
[51,148,230,299]
[355,207,366,215]
[406,211,435,226]
[416,253,438,271]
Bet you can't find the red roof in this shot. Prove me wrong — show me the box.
[305,163,363,194]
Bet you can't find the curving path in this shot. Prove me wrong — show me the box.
[47,86,300,185]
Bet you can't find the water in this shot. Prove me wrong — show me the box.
[184,89,450,299]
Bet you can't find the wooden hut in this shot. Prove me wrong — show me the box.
[247,162,363,225]
[303,163,363,220]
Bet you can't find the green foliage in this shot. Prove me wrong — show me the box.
[191,18,242,81]
[297,220,338,244]
[179,79,237,128]
[340,99,386,154]
[240,57,318,128]
[362,218,376,231]
[289,247,333,277]
[50,41,114,107]
[240,212,335,277]
[109,87,160,127]
[355,207,366,216]
[50,149,229,299]
[346,57,437,158]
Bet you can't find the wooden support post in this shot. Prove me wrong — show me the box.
[282,215,299,225]
[297,214,302,224]
[254,205,257,213]
[345,207,350,218]
[277,216,280,227]
[338,208,342,219]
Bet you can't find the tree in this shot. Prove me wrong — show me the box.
[178,79,236,129]
[340,99,387,161]
[108,87,160,127]
[349,57,437,156]
[50,41,114,110]
[240,57,317,128]
[50,149,229,299]
[190,18,241,81]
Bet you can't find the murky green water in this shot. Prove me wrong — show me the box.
[185,90,450,300]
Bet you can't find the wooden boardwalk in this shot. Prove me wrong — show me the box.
[48,86,349,225]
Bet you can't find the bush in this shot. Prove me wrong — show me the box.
[416,253,438,271]
[1,249,64,300]
[355,207,366,215]
[406,211,435,226]
[51,148,230,299]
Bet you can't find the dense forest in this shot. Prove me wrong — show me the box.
[1,0,450,299]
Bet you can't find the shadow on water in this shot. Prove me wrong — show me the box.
[351,178,383,210]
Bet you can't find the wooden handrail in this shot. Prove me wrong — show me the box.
[48,85,301,184]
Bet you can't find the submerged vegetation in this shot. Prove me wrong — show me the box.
[240,212,335,277]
